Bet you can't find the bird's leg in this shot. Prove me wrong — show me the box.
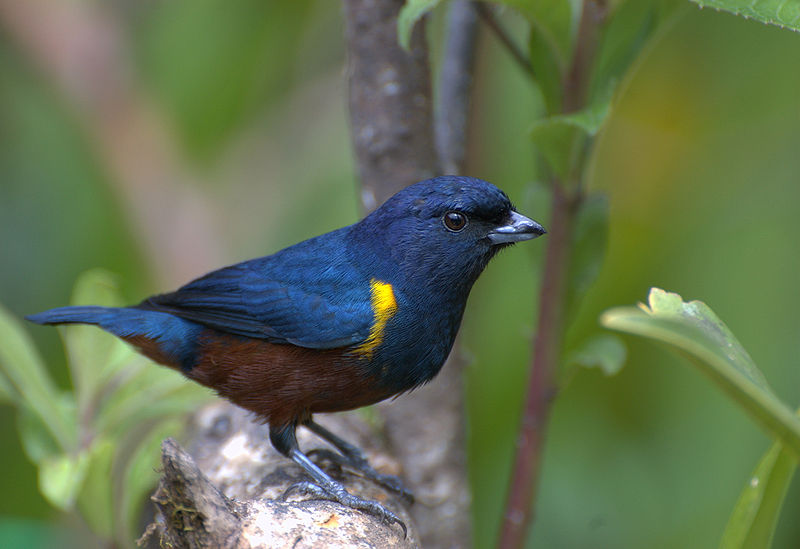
[303,419,414,504]
[270,424,407,536]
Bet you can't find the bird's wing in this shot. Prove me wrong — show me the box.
[139,252,374,349]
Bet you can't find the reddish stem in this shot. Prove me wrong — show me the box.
[497,1,606,547]
[497,185,580,549]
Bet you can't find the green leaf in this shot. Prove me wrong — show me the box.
[38,450,90,510]
[77,438,116,539]
[495,0,575,65]
[528,23,564,114]
[691,0,800,33]
[530,81,615,178]
[0,303,75,451]
[0,370,13,404]
[94,354,210,437]
[567,193,610,315]
[601,288,800,459]
[482,0,575,110]
[566,334,627,376]
[397,0,442,51]
[17,395,75,465]
[101,381,210,440]
[720,435,798,549]
[589,0,658,103]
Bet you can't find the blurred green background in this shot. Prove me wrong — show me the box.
[1,1,799,547]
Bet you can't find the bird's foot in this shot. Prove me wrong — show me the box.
[282,479,407,537]
[307,448,414,504]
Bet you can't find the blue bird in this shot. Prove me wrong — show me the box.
[28,176,545,532]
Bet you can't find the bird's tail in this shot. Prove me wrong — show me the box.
[27,306,199,371]
[26,306,167,341]
[27,306,121,328]
[26,305,188,340]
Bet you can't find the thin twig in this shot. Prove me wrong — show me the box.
[563,0,608,112]
[498,1,607,548]
[475,2,535,79]
[497,184,580,549]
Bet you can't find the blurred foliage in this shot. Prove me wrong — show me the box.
[461,1,800,548]
[134,0,314,162]
[604,288,799,546]
[603,288,800,458]
[721,436,798,549]
[690,0,800,32]
[0,271,210,547]
[1,0,800,548]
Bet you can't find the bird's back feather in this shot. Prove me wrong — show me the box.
[140,228,377,349]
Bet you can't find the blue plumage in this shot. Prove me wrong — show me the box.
[27,175,545,529]
[27,305,202,371]
[139,226,375,349]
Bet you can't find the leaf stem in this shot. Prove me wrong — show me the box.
[498,183,581,549]
[562,0,607,113]
[475,3,535,79]
[498,2,607,547]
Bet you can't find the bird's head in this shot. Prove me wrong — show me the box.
[350,176,546,295]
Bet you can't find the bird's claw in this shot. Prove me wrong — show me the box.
[306,448,414,504]
[281,479,408,537]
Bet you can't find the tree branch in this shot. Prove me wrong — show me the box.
[342,0,438,210]
[342,2,479,547]
[144,408,418,548]
[436,0,479,175]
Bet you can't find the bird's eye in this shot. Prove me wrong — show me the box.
[443,211,468,232]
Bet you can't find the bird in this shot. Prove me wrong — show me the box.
[27,175,545,533]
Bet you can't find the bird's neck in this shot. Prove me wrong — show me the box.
[364,274,471,394]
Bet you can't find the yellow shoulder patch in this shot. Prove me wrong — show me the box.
[353,279,398,358]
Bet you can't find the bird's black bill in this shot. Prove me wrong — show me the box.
[488,210,546,245]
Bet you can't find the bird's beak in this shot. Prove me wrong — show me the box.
[488,210,546,245]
